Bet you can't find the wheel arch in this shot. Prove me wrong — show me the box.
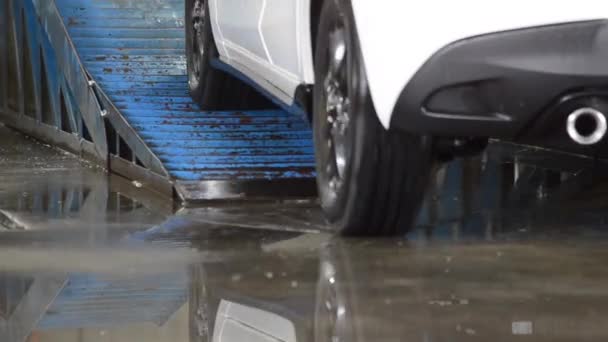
[306,0,404,130]
[290,0,324,122]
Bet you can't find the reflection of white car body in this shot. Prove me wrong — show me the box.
[187,0,608,236]
[187,231,320,342]
[0,210,27,230]
[212,300,297,342]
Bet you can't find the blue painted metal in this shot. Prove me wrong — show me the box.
[0,0,108,162]
[55,0,316,185]
[0,0,316,201]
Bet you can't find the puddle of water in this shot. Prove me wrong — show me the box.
[3,127,608,341]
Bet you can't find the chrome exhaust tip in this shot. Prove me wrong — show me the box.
[566,107,607,145]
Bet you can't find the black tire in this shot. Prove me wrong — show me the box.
[185,0,275,110]
[313,0,435,236]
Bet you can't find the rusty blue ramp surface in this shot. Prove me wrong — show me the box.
[54,0,316,199]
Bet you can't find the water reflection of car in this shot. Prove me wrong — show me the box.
[186,0,608,236]
[188,231,323,342]
[0,210,26,231]
[190,232,608,341]
[188,232,608,342]
[188,150,608,341]
[314,238,608,341]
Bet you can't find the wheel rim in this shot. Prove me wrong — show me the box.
[189,0,206,89]
[315,261,346,342]
[190,266,211,341]
[321,20,352,195]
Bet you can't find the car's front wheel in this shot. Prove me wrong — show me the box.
[313,0,436,236]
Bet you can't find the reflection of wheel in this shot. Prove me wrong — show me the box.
[185,0,273,110]
[189,265,211,342]
[314,243,355,342]
[313,0,435,236]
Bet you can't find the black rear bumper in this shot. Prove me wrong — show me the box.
[391,20,608,144]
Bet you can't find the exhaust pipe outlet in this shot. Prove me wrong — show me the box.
[567,107,607,145]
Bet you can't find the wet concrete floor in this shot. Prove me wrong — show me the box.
[2,125,608,341]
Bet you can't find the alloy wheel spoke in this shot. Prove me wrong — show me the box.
[322,24,351,193]
[328,28,346,78]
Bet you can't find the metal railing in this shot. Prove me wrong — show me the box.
[0,0,174,198]
[0,0,108,162]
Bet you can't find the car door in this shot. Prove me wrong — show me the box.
[210,0,314,105]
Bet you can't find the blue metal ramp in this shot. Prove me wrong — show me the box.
[0,0,316,202]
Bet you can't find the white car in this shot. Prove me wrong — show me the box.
[186,0,608,236]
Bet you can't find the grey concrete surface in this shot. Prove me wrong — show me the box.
[1,126,608,341]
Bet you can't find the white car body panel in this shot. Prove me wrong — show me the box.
[209,0,604,128]
[209,0,314,104]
